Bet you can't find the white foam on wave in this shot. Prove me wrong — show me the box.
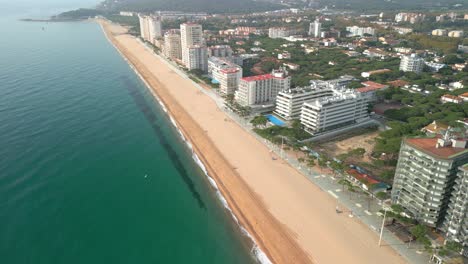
[103,26,273,264]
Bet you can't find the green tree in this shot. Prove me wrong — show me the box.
[250,115,268,128]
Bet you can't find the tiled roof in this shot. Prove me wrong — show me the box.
[241,74,273,82]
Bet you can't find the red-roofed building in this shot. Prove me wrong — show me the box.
[387,79,409,87]
[441,94,463,104]
[208,57,242,95]
[235,69,290,109]
[356,81,389,102]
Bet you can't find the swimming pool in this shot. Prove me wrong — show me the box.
[266,114,286,126]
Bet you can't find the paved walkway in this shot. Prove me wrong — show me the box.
[138,39,432,264]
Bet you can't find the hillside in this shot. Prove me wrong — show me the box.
[321,0,465,10]
[97,0,283,13]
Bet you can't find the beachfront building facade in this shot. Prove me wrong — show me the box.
[208,45,233,58]
[274,81,333,120]
[180,23,205,68]
[300,90,369,134]
[391,135,468,227]
[138,14,162,43]
[309,19,322,38]
[235,74,274,107]
[443,164,468,254]
[346,26,375,37]
[399,54,425,73]
[163,30,182,60]
[234,68,290,110]
[186,45,208,72]
[208,57,242,95]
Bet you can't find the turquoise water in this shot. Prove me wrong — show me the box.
[0,14,254,264]
[266,115,286,126]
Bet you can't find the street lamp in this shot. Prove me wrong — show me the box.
[379,208,388,247]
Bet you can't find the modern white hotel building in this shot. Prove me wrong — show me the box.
[300,89,369,134]
[274,81,334,120]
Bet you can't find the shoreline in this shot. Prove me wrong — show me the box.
[98,19,408,264]
[98,20,311,263]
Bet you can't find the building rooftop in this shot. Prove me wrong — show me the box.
[356,81,388,93]
[406,137,468,159]
[388,80,409,87]
[241,74,273,82]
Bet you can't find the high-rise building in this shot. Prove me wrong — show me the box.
[391,134,468,227]
[234,68,290,108]
[443,164,468,255]
[275,81,334,120]
[208,57,242,95]
[180,23,204,67]
[300,89,369,134]
[346,26,375,37]
[208,45,233,58]
[163,30,182,60]
[399,54,425,73]
[186,45,208,72]
[138,14,162,43]
[309,19,322,38]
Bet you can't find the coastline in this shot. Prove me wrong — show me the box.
[98,19,408,264]
[97,20,310,263]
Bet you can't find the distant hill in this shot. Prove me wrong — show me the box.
[97,0,283,13]
[323,0,464,10]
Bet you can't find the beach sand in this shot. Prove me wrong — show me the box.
[99,20,407,264]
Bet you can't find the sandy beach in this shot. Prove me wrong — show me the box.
[99,20,407,264]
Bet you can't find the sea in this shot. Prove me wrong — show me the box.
[0,2,256,263]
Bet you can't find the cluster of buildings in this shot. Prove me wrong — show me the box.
[391,130,468,255]
[432,29,465,38]
[394,12,426,24]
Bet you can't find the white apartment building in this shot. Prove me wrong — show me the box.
[392,134,468,227]
[346,26,375,37]
[309,19,322,38]
[138,14,162,43]
[271,68,291,96]
[300,90,369,134]
[163,30,182,60]
[180,23,204,66]
[186,45,208,72]
[235,74,274,107]
[268,27,291,39]
[399,54,425,73]
[208,45,233,58]
[208,57,242,95]
[274,81,334,120]
[448,30,464,38]
[234,68,290,108]
[443,164,468,255]
[395,13,426,24]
